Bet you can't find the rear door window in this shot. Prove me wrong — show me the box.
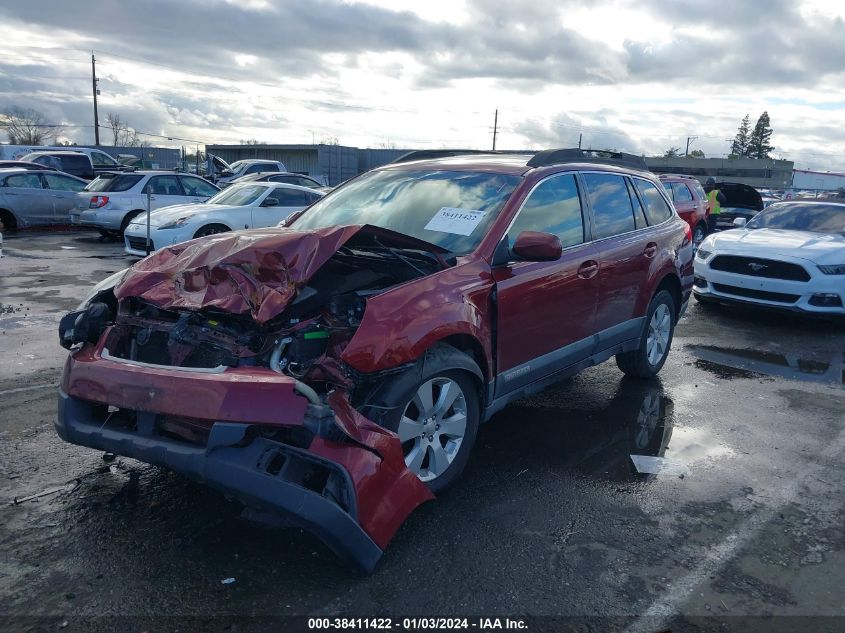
[662,182,674,199]
[508,173,585,248]
[43,173,86,191]
[145,175,184,195]
[271,187,309,206]
[179,176,218,197]
[671,182,693,203]
[582,173,635,239]
[626,178,649,229]
[635,179,674,225]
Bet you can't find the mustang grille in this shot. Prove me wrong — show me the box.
[712,283,800,304]
[710,255,810,282]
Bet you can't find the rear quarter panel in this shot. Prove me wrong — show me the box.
[633,216,693,317]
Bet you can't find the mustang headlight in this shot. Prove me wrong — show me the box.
[696,248,712,260]
[818,264,845,275]
[158,217,190,229]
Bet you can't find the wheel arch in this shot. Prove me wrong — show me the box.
[653,272,683,320]
[0,207,21,229]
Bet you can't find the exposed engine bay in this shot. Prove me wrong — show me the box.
[64,226,448,393]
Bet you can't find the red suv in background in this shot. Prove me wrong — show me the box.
[56,149,693,571]
[660,174,709,249]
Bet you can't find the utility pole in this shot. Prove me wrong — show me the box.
[578,133,582,149]
[492,109,498,150]
[684,135,698,157]
[91,51,100,146]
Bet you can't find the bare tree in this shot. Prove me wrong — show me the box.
[105,112,143,147]
[3,106,60,145]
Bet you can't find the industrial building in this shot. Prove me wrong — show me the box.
[644,156,794,189]
[204,144,801,189]
[791,169,845,191]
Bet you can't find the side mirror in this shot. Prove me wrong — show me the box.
[733,217,747,228]
[220,169,233,177]
[511,231,562,262]
[261,197,279,207]
[280,209,305,227]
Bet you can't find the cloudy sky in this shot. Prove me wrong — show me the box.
[1,0,843,169]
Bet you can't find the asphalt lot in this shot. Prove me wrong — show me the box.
[1,231,844,633]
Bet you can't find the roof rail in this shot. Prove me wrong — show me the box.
[389,149,494,164]
[527,148,648,171]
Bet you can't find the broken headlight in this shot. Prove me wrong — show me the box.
[76,269,128,310]
[59,302,113,350]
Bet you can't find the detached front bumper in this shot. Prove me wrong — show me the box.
[56,345,433,572]
[57,391,383,571]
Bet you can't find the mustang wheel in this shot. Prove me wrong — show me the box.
[365,345,480,493]
[194,224,230,238]
[616,289,676,378]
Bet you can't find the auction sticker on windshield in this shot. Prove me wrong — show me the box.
[424,207,487,236]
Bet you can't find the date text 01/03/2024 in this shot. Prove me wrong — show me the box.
[307,617,528,630]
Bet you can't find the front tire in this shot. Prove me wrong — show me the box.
[193,224,230,239]
[616,290,676,378]
[365,345,481,493]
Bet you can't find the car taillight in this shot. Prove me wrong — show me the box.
[89,195,109,209]
[683,223,692,245]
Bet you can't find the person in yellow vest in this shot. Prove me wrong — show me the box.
[704,177,727,233]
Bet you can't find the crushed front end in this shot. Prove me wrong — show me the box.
[56,226,440,571]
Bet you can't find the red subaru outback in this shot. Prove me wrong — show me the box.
[56,149,693,571]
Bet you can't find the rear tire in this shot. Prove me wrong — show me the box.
[193,224,230,239]
[120,210,145,236]
[0,209,18,231]
[616,290,676,378]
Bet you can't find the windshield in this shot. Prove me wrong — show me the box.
[207,184,267,206]
[227,160,249,174]
[746,202,845,234]
[292,169,521,254]
[84,174,143,192]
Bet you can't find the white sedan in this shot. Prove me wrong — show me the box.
[124,182,324,256]
[694,200,845,315]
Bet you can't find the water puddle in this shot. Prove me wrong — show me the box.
[688,344,844,385]
[487,376,733,482]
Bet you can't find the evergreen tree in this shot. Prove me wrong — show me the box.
[747,111,774,159]
[730,114,750,157]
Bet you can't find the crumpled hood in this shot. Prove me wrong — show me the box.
[115,225,361,323]
[135,203,241,227]
[708,228,845,265]
[114,224,444,323]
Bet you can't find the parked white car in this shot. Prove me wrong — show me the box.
[71,171,220,235]
[694,200,845,315]
[123,181,324,256]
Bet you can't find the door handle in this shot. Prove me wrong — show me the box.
[577,260,599,279]
[643,243,658,258]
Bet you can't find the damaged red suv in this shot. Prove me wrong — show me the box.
[56,149,693,571]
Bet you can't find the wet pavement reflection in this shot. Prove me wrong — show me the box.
[479,375,732,484]
[688,344,844,385]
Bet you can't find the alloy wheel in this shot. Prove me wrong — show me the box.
[646,304,672,366]
[397,377,468,482]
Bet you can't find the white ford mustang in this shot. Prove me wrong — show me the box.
[694,200,845,315]
[124,181,324,256]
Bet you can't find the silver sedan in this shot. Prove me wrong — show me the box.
[0,168,87,229]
